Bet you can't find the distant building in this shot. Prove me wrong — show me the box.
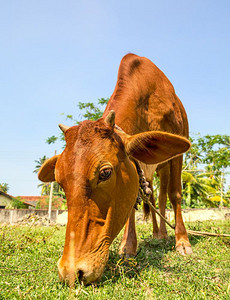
[0,192,33,209]
[20,196,66,209]
[0,191,13,208]
[19,196,40,209]
[0,192,66,209]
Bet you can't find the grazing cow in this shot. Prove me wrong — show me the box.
[38,54,191,285]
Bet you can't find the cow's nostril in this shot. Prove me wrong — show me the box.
[77,270,84,283]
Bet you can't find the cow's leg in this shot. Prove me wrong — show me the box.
[119,208,137,257]
[168,156,192,255]
[148,181,159,238]
[157,164,170,239]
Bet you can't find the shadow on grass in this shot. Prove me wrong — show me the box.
[99,231,205,286]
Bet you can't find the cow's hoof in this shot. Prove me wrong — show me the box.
[176,242,193,255]
[120,253,135,259]
[119,251,136,259]
[119,244,137,258]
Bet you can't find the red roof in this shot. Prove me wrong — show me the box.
[20,196,47,201]
[19,196,65,209]
[19,196,46,207]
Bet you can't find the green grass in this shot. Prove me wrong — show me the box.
[0,220,230,299]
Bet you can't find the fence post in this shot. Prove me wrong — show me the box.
[220,170,223,209]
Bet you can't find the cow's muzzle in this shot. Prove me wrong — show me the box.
[58,251,109,286]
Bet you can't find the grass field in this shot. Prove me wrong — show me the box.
[0,219,230,299]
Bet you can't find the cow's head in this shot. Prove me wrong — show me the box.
[38,111,190,285]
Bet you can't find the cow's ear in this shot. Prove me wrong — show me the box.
[125,131,190,164]
[38,155,60,182]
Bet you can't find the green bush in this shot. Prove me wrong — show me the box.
[6,197,27,209]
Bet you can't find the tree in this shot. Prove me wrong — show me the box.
[5,197,27,209]
[39,181,65,198]
[198,134,230,175]
[182,170,222,208]
[71,98,109,122]
[33,156,48,174]
[182,134,230,208]
[198,135,230,207]
[226,186,230,202]
[183,135,202,171]
[46,98,109,146]
[0,183,9,193]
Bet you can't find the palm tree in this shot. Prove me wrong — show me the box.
[38,181,65,197]
[0,183,9,193]
[33,156,48,174]
[182,169,224,208]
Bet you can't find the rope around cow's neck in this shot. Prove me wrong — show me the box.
[132,158,230,238]
[132,159,175,230]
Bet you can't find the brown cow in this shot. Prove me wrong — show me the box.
[38,54,191,285]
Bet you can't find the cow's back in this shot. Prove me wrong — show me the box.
[104,54,192,257]
[104,53,188,138]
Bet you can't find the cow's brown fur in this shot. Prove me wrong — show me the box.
[104,54,191,257]
[38,54,191,285]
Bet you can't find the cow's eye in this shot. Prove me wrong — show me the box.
[99,167,113,181]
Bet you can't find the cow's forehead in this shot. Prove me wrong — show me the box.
[62,119,125,163]
[65,119,114,145]
[56,119,127,185]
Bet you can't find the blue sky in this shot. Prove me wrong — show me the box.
[0,1,229,196]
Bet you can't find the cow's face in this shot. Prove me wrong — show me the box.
[38,111,190,285]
